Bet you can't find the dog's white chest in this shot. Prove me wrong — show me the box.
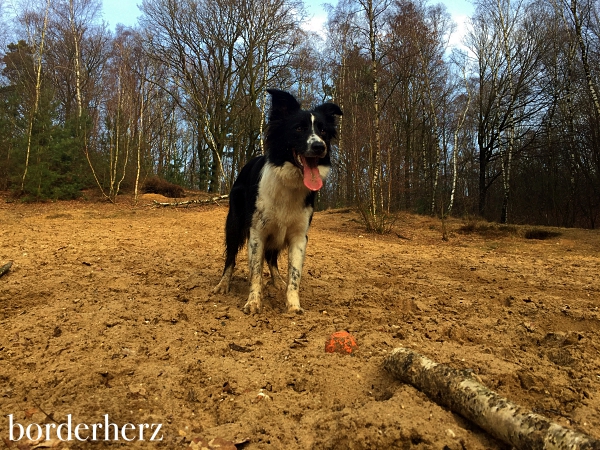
[253,162,312,248]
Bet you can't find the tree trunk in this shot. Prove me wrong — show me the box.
[70,0,109,201]
[364,0,385,228]
[498,0,516,224]
[478,142,488,217]
[70,0,83,120]
[134,82,145,204]
[449,61,470,215]
[21,0,51,194]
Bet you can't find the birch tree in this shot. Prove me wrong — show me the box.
[44,0,110,198]
[19,0,51,194]
[448,51,472,215]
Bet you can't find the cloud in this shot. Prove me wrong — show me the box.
[301,13,328,37]
[449,13,471,50]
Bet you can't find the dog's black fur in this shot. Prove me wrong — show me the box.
[213,89,342,314]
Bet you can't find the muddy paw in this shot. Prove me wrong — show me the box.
[243,295,262,314]
[212,281,230,295]
[287,305,305,315]
[267,276,286,290]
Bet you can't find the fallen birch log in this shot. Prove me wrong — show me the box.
[0,261,12,278]
[384,347,600,450]
[151,195,229,208]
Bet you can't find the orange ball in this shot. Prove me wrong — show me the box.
[325,331,358,354]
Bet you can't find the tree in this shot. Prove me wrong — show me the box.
[467,0,548,222]
[43,0,110,198]
[139,0,304,193]
[327,0,394,232]
[19,0,51,194]
[447,50,472,215]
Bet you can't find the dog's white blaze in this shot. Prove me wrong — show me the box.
[307,114,327,155]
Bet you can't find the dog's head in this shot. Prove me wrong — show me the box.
[265,89,343,191]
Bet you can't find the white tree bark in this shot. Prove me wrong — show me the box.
[497,0,518,224]
[69,0,83,119]
[384,347,600,450]
[356,0,386,229]
[20,0,51,194]
[134,81,146,204]
[448,62,470,214]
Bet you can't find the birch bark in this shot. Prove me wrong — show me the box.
[20,0,51,194]
[385,347,600,450]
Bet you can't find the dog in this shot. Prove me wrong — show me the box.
[213,89,342,314]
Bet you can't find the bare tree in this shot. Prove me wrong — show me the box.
[327,0,393,232]
[18,0,51,194]
[140,0,304,193]
[566,0,600,118]
[467,0,548,221]
[413,3,452,215]
[448,50,472,215]
[44,0,110,198]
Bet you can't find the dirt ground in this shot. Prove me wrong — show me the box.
[1,192,600,449]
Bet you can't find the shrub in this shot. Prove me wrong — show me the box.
[524,229,562,240]
[142,176,185,198]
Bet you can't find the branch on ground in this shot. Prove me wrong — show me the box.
[151,195,229,208]
[0,261,13,278]
[384,347,600,450]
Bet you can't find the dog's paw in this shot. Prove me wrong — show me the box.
[212,280,230,295]
[287,305,305,315]
[286,291,304,314]
[243,301,262,315]
[267,276,286,290]
[243,293,262,314]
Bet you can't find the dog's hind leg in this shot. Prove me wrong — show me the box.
[265,249,285,289]
[213,200,245,294]
[213,237,238,294]
[213,232,238,294]
[213,260,235,294]
[243,228,265,314]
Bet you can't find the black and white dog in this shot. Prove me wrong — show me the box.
[213,89,342,314]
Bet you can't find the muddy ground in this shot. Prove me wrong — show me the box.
[1,193,600,449]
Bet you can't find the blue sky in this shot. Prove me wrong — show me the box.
[102,0,474,45]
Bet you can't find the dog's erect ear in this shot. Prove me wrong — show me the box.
[314,102,343,122]
[267,89,301,120]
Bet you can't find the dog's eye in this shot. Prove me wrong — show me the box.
[296,126,307,132]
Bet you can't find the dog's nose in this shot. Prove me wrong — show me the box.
[311,141,326,154]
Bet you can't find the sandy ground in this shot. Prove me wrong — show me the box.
[1,193,600,449]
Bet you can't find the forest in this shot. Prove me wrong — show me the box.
[0,0,599,229]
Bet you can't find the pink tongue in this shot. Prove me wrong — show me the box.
[300,156,323,191]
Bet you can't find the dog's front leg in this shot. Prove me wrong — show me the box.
[286,235,307,314]
[243,228,264,314]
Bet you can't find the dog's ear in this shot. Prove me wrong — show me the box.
[314,102,343,122]
[267,89,301,119]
